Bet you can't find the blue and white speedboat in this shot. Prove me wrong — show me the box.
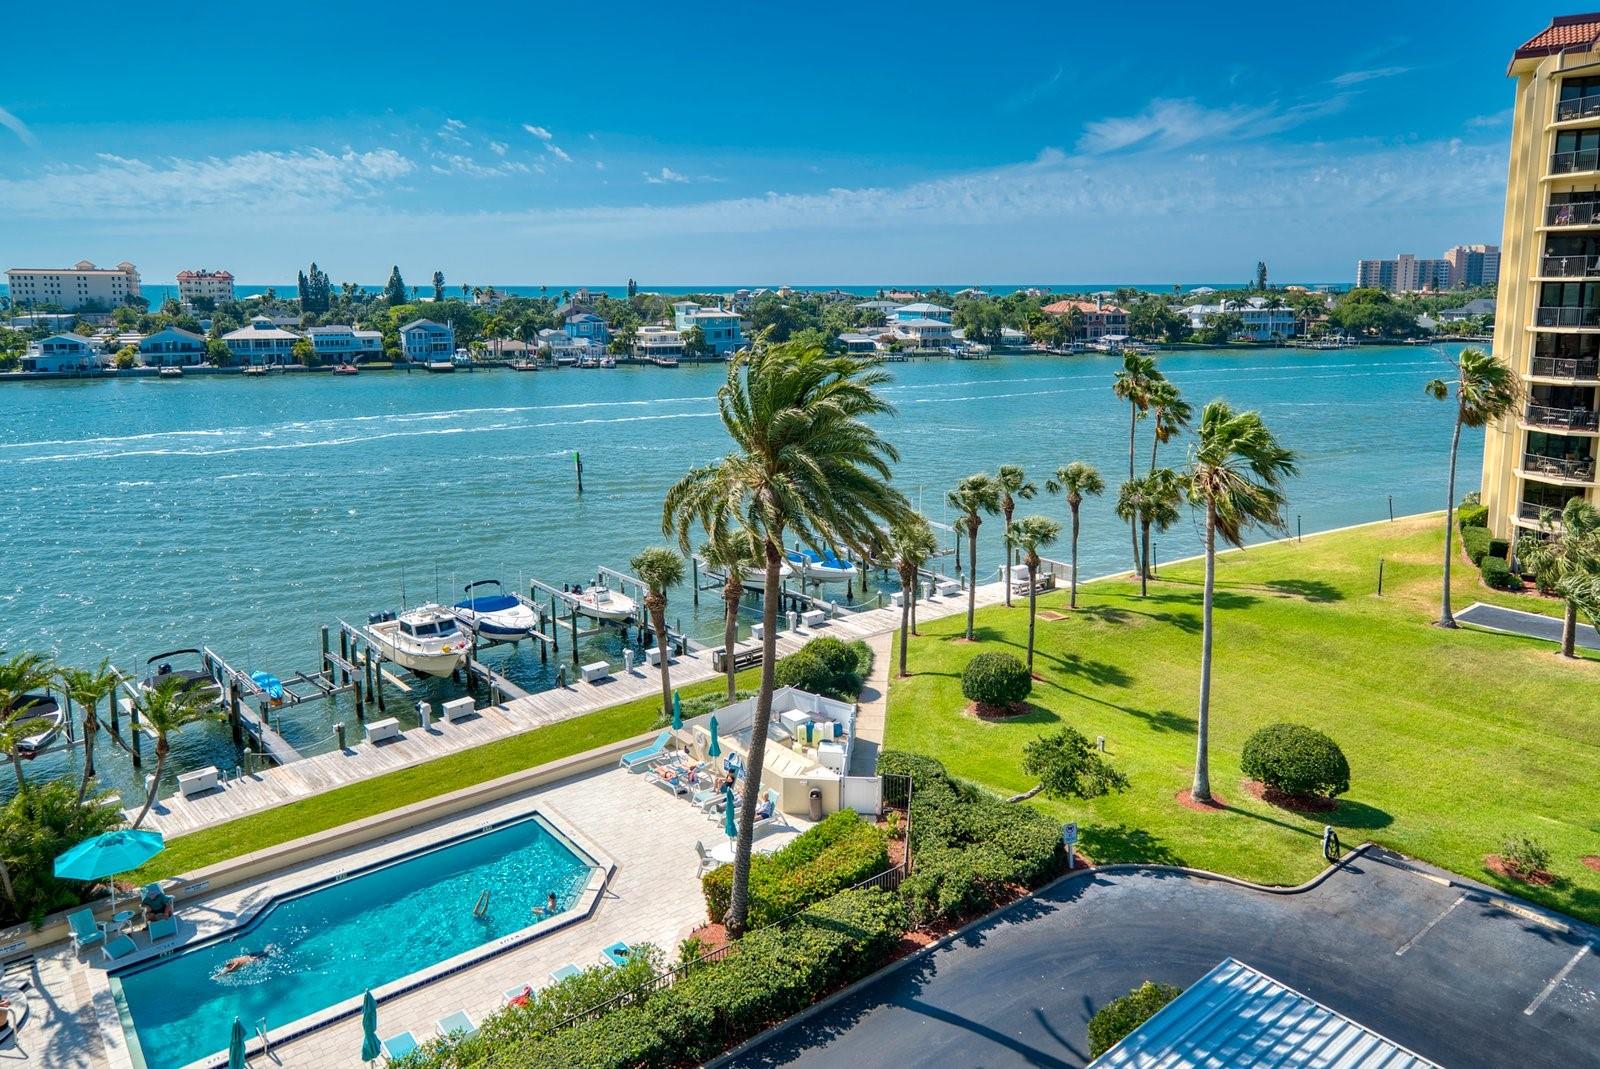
[786,547,858,583]
[452,580,537,641]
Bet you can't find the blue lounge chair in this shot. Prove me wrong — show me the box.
[619,730,672,770]
[101,934,138,963]
[435,1010,477,1039]
[67,908,105,954]
[549,963,581,984]
[381,1032,418,1061]
[502,981,535,1004]
[146,916,178,945]
[600,941,632,968]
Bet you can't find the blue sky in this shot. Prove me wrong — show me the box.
[0,2,1545,285]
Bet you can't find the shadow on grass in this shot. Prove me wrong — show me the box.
[1044,652,1132,689]
[1325,798,1393,831]
[1080,823,1187,867]
[1080,601,1201,635]
[1142,580,1261,611]
[1265,579,1344,603]
[1122,707,1195,734]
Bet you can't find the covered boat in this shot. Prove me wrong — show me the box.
[142,649,223,705]
[9,694,63,757]
[452,580,537,642]
[786,547,858,583]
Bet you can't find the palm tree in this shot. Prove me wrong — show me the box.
[663,342,910,936]
[1045,462,1105,609]
[1516,499,1600,658]
[0,652,54,793]
[630,547,686,724]
[947,474,1001,640]
[1184,402,1298,803]
[995,465,1038,608]
[1146,379,1193,471]
[1116,472,1180,596]
[1112,352,1161,572]
[56,660,120,804]
[1425,348,1520,627]
[886,515,939,678]
[1007,516,1062,673]
[131,676,218,829]
[700,528,762,702]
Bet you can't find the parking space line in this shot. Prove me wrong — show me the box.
[1395,894,1466,956]
[1525,944,1590,1017]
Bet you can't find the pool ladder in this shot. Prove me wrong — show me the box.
[472,889,491,918]
[256,1019,271,1056]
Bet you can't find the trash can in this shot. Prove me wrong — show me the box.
[808,787,823,822]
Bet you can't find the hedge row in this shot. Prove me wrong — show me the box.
[878,751,1064,925]
[1458,507,1516,589]
[702,809,889,928]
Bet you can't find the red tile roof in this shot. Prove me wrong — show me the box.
[177,269,234,280]
[1042,299,1126,317]
[1514,13,1600,63]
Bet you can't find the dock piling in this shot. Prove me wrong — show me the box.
[320,625,331,678]
[338,630,351,684]
[228,680,243,746]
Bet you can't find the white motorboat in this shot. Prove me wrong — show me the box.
[786,547,858,583]
[141,649,223,705]
[571,582,636,622]
[364,605,469,677]
[452,580,537,642]
[451,349,475,369]
[700,557,793,592]
[10,694,63,757]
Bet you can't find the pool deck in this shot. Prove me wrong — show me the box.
[132,579,1007,837]
[38,763,811,1069]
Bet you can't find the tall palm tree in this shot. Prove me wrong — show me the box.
[1113,353,1161,572]
[0,652,54,793]
[700,528,762,702]
[995,465,1038,607]
[131,676,218,829]
[1425,348,1520,627]
[1007,515,1062,673]
[630,546,686,724]
[1116,472,1180,596]
[886,515,938,678]
[1045,462,1105,609]
[56,659,120,804]
[1516,499,1600,658]
[1184,402,1298,803]
[1146,379,1193,471]
[947,474,1001,640]
[663,342,910,936]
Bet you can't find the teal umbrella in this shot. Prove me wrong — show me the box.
[228,1016,246,1069]
[360,990,381,1063]
[671,691,682,731]
[722,785,737,841]
[54,829,165,912]
[707,715,721,758]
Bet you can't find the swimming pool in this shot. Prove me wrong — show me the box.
[112,813,596,1069]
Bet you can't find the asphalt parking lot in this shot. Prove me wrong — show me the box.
[718,849,1600,1068]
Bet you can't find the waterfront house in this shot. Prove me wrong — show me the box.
[1180,297,1299,341]
[854,300,902,319]
[632,325,685,362]
[893,317,956,351]
[223,316,303,366]
[138,326,208,367]
[564,312,610,347]
[538,328,591,363]
[398,319,454,363]
[839,331,891,355]
[1041,298,1130,340]
[999,326,1031,349]
[893,302,953,324]
[308,324,384,363]
[672,301,744,355]
[1439,298,1497,323]
[20,333,101,373]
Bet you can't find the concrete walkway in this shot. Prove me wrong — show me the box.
[848,632,893,776]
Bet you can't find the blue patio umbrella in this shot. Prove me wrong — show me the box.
[722,785,737,841]
[228,1016,247,1069]
[361,990,381,1063]
[54,829,165,911]
[706,715,721,758]
[671,690,683,731]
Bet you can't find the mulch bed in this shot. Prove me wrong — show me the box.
[1037,610,1068,622]
[1240,779,1338,813]
[1175,788,1228,812]
[1583,856,1600,874]
[965,700,1032,721]
[1484,855,1557,887]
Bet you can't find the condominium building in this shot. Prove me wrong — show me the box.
[1481,14,1600,539]
[5,261,141,311]
[176,269,235,306]
[1444,244,1501,288]
[1355,254,1452,293]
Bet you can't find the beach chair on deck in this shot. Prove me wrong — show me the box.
[101,934,138,963]
[549,963,581,984]
[67,908,105,954]
[435,1010,477,1040]
[618,731,672,770]
[146,916,178,946]
[751,788,784,831]
[695,840,721,877]
[381,1031,419,1062]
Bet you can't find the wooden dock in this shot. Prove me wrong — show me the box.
[131,578,1009,837]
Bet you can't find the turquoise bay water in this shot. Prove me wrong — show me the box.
[113,814,590,1069]
[0,346,1478,802]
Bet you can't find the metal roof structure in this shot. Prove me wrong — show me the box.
[1090,958,1442,1069]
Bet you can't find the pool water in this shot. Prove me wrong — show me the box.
[113,814,592,1069]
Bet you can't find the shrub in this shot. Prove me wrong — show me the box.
[1488,537,1509,560]
[1088,981,1183,1058]
[961,651,1032,710]
[1481,556,1519,590]
[1,781,126,929]
[1500,834,1551,876]
[1239,723,1350,799]
[1460,525,1490,565]
[773,637,870,701]
[1457,503,1489,529]
[702,809,888,928]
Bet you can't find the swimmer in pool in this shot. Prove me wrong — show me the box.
[218,946,272,975]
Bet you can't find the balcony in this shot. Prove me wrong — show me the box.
[1521,452,1596,481]
[1534,306,1600,328]
[1557,93,1600,122]
[1519,500,1568,526]
[1548,201,1600,230]
[1529,355,1600,379]
[1551,147,1600,175]
[1541,254,1600,277]
[1525,402,1600,431]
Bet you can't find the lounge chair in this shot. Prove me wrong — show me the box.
[618,730,672,770]
[67,908,105,954]
[381,1031,419,1061]
[695,840,721,877]
[146,916,178,945]
[140,882,174,921]
[435,1010,477,1039]
[599,941,632,968]
[101,934,138,963]
[751,788,784,831]
[549,963,581,984]
[644,761,691,795]
[502,982,535,1006]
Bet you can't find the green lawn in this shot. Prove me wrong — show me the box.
[137,671,753,882]
[886,515,1600,924]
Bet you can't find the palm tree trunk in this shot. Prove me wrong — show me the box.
[76,703,98,806]
[1193,503,1217,803]
[722,584,741,702]
[1140,518,1151,598]
[965,520,979,640]
[1069,504,1081,610]
[1439,414,1463,628]
[1151,433,1159,472]
[727,542,783,938]
[1003,505,1013,607]
[651,605,672,724]
[132,742,167,829]
[1563,600,1578,659]
[0,856,15,909]
[898,583,911,677]
[1128,402,1140,571]
[1026,579,1038,673]
[7,752,23,795]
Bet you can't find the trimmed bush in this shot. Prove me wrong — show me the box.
[1481,556,1519,590]
[1088,981,1183,1058]
[773,637,870,701]
[1488,537,1509,560]
[702,809,888,928]
[1457,503,1489,529]
[1460,525,1491,566]
[1240,723,1350,799]
[961,651,1032,710]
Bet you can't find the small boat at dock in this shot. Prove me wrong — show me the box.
[333,363,359,375]
[786,547,858,583]
[452,580,537,642]
[159,367,184,379]
[571,582,636,622]
[142,649,223,705]
[510,361,540,372]
[241,366,270,377]
[8,694,63,756]
[250,671,286,705]
[363,605,468,677]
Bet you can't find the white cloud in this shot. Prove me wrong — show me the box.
[0,105,37,147]
[595,160,606,171]
[1077,96,1343,154]
[1331,66,1411,86]
[644,166,690,184]
[430,153,531,178]
[488,140,507,156]
[1466,110,1512,129]
[438,118,470,146]
[0,147,414,218]
[522,123,553,141]
[545,143,572,163]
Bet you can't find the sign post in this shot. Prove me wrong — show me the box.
[1062,821,1079,870]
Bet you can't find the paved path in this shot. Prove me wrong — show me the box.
[848,632,893,776]
[1457,600,1597,650]
[720,851,1600,1069]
